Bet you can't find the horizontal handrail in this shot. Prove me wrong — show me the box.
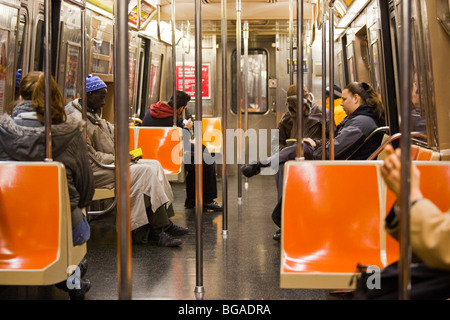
[367,132,428,160]
[89,153,116,170]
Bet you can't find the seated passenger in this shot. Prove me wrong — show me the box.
[325,84,346,126]
[0,71,93,299]
[277,83,325,151]
[355,144,450,299]
[382,144,450,271]
[142,90,223,212]
[67,75,188,247]
[410,80,426,134]
[304,81,385,160]
[242,82,385,241]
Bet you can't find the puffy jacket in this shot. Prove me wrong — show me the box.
[308,104,383,160]
[277,96,329,150]
[0,100,95,233]
[142,101,183,127]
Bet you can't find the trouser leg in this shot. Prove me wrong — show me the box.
[271,198,282,228]
[147,204,170,230]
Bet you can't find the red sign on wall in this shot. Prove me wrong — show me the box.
[176,63,210,99]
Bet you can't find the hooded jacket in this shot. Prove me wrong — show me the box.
[308,104,383,160]
[277,96,329,150]
[0,100,95,230]
[142,101,182,127]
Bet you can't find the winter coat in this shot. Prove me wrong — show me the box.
[66,99,116,188]
[386,199,450,271]
[307,104,383,160]
[0,100,95,235]
[142,101,183,128]
[277,97,328,151]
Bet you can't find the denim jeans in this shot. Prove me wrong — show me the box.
[72,216,90,246]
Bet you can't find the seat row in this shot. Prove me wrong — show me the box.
[280,160,450,289]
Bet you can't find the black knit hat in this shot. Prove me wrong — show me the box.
[169,90,191,109]
[326,84,342,98]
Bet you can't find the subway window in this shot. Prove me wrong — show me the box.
[231,49,268,114]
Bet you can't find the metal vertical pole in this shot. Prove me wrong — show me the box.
[182,23,186,92]
[289,0,294,85]
[236,0,242,199]
[172,0,177,126]
[44,0,52,161]
[295,0,304,160]
[221,0,228,236]
[81,2,87,140]
[398,0,412,300]
[328,1,335,160]
[321,0,327,159]
[194,0,204,300]
[114,0,132,300]
[243,21,249,162]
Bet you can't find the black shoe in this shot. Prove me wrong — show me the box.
[132,225,150,244]
[79,257,88,279]
[68,279,91,300]
[241,161,261,178]
[164,220,189,236]
[204,200,223,212]
[149,229,182,247]
[185,199,195,209]
[273,228,281,241]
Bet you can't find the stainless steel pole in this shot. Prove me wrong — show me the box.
[114,0,132,300]
[295,0,304,160]
[289,0,294,85]
[194,0,204,300]
[236,0,242,199]
[243,21,249,163]
[81,2,87,140]
[321,0,327,159]
[221,0,228,236]
[172,0,177,126]
[44,0,52,161]
[328,1,335,160]
[398,0,412,301]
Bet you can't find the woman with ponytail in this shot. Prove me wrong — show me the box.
[304,81,386,160]
[0,71,94,299]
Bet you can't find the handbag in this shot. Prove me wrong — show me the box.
[352,259,450,300]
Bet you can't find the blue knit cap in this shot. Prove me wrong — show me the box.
[15,69,22,88]
[86,74,107,93]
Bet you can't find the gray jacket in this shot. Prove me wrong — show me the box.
[0,101,95,228]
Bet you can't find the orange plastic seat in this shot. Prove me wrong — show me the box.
[136,127,185,182]
[202,117,222,154]
[0,162,86,285]
[384,162,450,264]
[129,126,136,151]
[281,161,385,289]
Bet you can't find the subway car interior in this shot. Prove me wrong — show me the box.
[0,0,449,302]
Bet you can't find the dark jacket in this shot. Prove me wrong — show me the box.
[307,104,383,160]
[277,97,329,150]
[0,101,95,230]
[142,101,183,128]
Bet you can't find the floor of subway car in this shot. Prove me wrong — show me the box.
[0,167,350,300]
